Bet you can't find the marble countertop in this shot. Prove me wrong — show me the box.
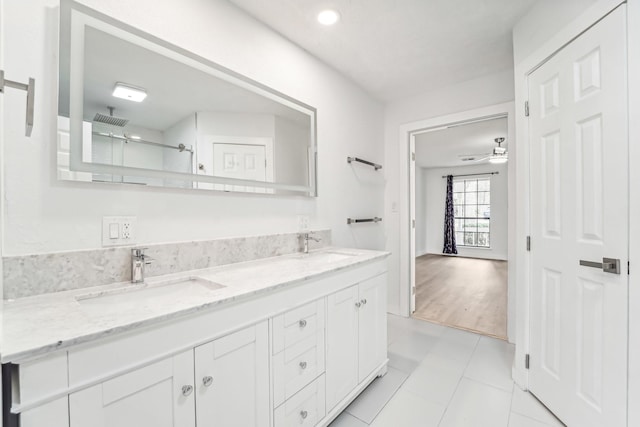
[1,247,389,363]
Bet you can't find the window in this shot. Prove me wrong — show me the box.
[453,178,490,248]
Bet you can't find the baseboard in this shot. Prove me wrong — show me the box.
[420,251,507,262]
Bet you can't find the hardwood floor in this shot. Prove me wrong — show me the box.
[413,254,508,340]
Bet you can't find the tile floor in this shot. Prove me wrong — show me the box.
[329,314,564,427]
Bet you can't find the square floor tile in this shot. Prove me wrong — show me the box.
[328,412,368,427]
[439,378,512,427]
[510,388,564,427]
[345,367,408,424]
[369,388,446,427]
[387,352,420,374]
[401,352,466,405]
[387,330,438,362]
[463,336,515,392]
[508,412,557,427]
[429,333,479,365]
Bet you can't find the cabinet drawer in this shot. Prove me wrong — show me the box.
[272,299,325,354]
[274,374,326,427]
[273,330,325,407]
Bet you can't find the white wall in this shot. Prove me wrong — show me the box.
[512,0,600,64]
[1,0,384,256]
[419,163,508,261]
[384,70,515,314]
[274,116,308,185]
[197,111,275,139]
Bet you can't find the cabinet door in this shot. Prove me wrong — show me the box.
[325,285,359,411]
[195,321,269,427]
[21,397,69,427]
[358,273,387,382]
[69,350,195,427]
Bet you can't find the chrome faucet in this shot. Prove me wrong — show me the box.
[131,248,154,283]
[300,232,321,254]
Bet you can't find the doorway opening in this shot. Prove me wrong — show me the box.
[411,116,509,339]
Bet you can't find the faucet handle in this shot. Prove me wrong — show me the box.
[131,247,149,257]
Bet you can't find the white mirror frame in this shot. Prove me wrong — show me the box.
[60,0,318,196]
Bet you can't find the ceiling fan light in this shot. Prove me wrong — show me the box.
[489,155,508,164]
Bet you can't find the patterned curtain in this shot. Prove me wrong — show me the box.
[443,175,458,254]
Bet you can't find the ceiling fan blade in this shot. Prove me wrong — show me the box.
[457,152,491,157]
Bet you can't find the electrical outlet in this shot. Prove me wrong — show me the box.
[122,221,132,240]
[103,216,137,247]
[297,215,310,232]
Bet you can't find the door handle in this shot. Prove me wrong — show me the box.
[579,258,620,274]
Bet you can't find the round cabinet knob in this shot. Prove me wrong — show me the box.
[299,319,307,328]
[361,298,367,305]
[181,385,194,397]
[355,301,361,308]
[300,410,308,419]
[299,361,307,370]
[202,376,213,387]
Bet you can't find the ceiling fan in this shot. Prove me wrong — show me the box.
[458,137,508,164]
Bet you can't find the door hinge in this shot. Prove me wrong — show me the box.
[526,236,531,251]
[628,261,631,275]
[524,101,530,117]
[412,219,416,228]
[525,354,530,369]
[411,152,416,161]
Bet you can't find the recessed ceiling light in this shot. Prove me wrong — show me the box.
[317,9,340,26]
[112,82,147,102]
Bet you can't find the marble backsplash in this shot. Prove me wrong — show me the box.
[3,230,331,300]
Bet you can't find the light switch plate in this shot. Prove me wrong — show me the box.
[102,216,137,247]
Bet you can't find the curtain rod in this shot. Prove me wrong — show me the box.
[441,172,499,178]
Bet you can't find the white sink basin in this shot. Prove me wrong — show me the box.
[293,250,359,263]
[76,276,226,309]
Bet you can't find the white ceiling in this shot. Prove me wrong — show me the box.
[227,0,537,101]
[415,117,507,168]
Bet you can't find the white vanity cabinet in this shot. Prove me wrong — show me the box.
[69,350,196,427]
[4,254,389,427]
[67,322,270,427]
[326,273,387,411]
[194,321,270,427]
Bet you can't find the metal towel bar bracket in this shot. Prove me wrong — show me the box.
[347,217,382,225]
[347,157,382,170]
[0,70,35,137]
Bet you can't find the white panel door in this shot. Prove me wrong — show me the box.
[69,350,195,427]
[194,321,269,427]
[528,5,628,427]
[358,273,387,382]
[326,284,359,411]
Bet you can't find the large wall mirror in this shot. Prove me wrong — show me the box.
[58,1,317,196]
